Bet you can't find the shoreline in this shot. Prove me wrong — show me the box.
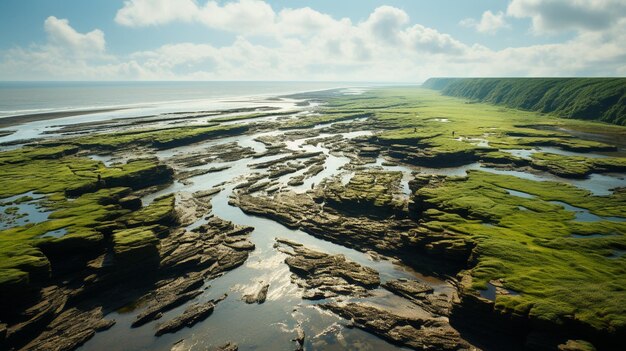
[0,108,128,128]
[0,84,366,130]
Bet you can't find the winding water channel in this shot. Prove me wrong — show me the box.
[78,120,624,349]
[2,90,625,351]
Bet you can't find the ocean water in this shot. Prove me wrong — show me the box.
[0,81,373,144]
[0,81,359,118]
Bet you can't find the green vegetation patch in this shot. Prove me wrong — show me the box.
[323,171,405,217]
[279,112,372,130]
[0,146,175,295]
[211,110,295,122]
[0,144,79,165]
[318,88,622,173]
[0,187,131,290]
[530,153,626,178]
[112,226,161,268]
[414,170,626,334]
[121,194,177,227]
[74,123,248,150]
[424,78,626,125]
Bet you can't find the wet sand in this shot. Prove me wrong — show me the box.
[0,108,127,128]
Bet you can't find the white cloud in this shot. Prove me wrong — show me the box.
[460,10,508,34]
[362,6,409,43]
[116,0,276,33]
[276,7,347,36]
[0,17,138,80]
[44,16,105,56]
[507,0,626,33]
[115,0,199,26]
[2,2,626,81]
[114,1,469,57]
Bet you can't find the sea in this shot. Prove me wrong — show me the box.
[0,81,379,143]
[0,81,365,118]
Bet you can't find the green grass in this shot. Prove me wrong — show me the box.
[530,153,626,177]
[0,145,79,165]
[113,226,159,256]
[121,194,177,227]
[74,123,248,150]
[211,110,295,122]
[315,87,626,337]
[323,171,405,217]
[318,88,622,171]
[0,147,175,294]
[279,112,372,130]
[0,187,131,289]
[424,78,626,125]
[414,170,626,334]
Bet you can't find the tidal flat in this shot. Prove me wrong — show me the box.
[0,87,625,351]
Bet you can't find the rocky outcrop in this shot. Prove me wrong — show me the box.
[112,226,161,272]
[385,144,480,167]
[3,213,255,351]
[234,189,472,271]
[383,279,455,316]
[293,325,305,351]
[242,283,269,304]
[169,141,254,168]
[249,151,323,169]
[322,170,407,218]
[2,286,68,347]
[132,274,205,327]
[118,195,142,210]
[321,302,473,351]
[102,159,175,190]
[213,342,238,351]
[155,294,227,336]
[122,193,178,227]
[276,239,379,299]
[19,307,115,351]
[159,217,254,274]
[234,191,415,256]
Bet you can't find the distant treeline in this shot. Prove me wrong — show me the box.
[422,78,626,125]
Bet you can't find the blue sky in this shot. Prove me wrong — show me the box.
[0,0,624,81]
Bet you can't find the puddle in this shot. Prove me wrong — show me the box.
[40,228,68,238]
[340,88,368,95]
[570,233,614,239]
[503,190,625,222]
[505,189,535,199]
[537,146,610,159]
[479,167,624,196]
[370,157,415,196]
[0,192,51,230]
[88,154,117,167]
[479,282,520,301]
[551,201,626,222]
[501,146,611,160]
[500,149,535,159]
[415,162,483,177]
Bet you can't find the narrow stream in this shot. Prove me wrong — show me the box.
[77,118,626,351]
[81,126,451,351]
[7,90,623,350]
[82,188,442,351]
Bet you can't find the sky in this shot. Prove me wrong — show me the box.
[0,0,625,82]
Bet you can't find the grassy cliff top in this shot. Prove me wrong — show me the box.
[423,78,626,125]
